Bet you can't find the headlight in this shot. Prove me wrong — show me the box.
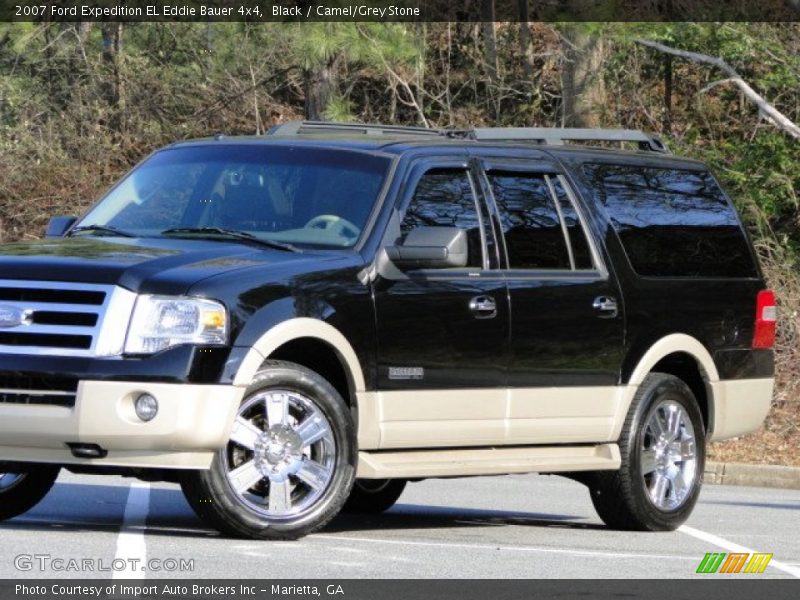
[124,295,228,354]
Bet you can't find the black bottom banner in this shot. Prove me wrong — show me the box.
[2,580,799,600]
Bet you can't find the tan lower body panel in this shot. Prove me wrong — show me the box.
[0,446,215,469]
[0,380,244,469]
[709,378,774,441]
[358,386,627,450]
[356,443,621,479]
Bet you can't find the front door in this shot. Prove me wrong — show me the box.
[373,161,509,449]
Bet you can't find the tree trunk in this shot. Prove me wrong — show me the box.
[518,0,534,84]
[481,0,498,85]
[101,23,123,108]
[304,57,336,121]
[560,25,606,128]
[663,55,673,135]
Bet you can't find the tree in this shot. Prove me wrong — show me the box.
[559,23,606,127]
[635,38,800,140]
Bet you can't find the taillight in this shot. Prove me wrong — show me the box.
[752,290,777,349]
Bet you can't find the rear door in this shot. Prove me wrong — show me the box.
[477,160,626,444]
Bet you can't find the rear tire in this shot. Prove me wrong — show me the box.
[181,360,356,540]
[590,373,705,531]
[343,479,407,514]
[0,466,60,521]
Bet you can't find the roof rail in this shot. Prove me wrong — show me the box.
[468,127,669,153]
[267,120,669,153]
[267,120,444,138]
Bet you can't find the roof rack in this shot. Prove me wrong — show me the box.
[468,127,669,153]
[267,120,670,153]
[268,120,445,138]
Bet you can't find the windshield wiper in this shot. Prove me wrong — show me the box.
[160,227,300,252]
[67,224,135,238]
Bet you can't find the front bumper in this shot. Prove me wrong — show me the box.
[0,380,243,469]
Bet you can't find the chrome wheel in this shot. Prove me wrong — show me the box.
[0,473,24,491]
[640,400,697,511]
[223,389,336,520]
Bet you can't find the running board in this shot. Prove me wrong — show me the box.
[356,444,621,479]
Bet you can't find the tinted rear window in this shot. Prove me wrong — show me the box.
[582,164,756,277]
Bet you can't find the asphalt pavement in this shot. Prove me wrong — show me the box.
[2,470,799,579]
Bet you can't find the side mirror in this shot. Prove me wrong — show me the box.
[385,226,468,269]
[45,216,77,238]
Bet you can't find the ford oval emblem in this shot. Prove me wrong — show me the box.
[0,305,24,328]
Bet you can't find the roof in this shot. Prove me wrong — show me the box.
[166,121,707,168]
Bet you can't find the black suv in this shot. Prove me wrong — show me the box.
[0,122,775,539]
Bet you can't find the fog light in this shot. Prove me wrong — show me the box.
[134,393,159,422]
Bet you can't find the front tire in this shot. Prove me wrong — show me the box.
[590,373,705,531]
[0,466,60,521]
[181,360,356,540]
[343,479,407,514]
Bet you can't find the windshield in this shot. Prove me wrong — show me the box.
[76,144,391,248]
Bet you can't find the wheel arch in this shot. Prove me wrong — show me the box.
[232,318,366,395]
[616,334,719,437]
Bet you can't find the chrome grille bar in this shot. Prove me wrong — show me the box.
[0,280,136,357]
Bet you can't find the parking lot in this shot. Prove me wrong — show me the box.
[2,471,799,579]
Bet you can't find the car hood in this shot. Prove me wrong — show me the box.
[0,236,335,294]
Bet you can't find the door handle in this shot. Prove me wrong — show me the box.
[469,295,497,319]
[593,295,619,319]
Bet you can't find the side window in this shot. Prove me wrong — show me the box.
[583,164,756,277]
[488,172,571,270]
[550,177,594,270]
[401,169,484,268]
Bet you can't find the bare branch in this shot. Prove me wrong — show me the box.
[356,25,429,128]
[635,38,800,140]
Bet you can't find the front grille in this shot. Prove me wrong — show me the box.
[0,331,93,348]
[0,390,76,408]
[0,374,79,392]
[0,287,105,305]
[0,375,78,407]
[0,280,126,356]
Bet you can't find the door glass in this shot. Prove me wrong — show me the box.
[489,172,570,270]
[549,177,594,270]
[401,169,484,268]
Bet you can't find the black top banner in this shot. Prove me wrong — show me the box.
[2,0,800,22]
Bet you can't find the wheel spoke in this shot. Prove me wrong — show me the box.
[669,439,696,462]
[295,459,330,490]
[640,449,657,475]
[265,393,288,427]
[229,416,262,450]
[228,460,264,494]
[665,405,682,441]
[294,415,330,447]
[670,469,688,501]
[268,479,292,514]
[649,410,668,439]
[649,472,669,506]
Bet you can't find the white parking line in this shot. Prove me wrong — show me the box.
[679,525,800,578]
[317,534,695,561]
[113,482,150,580]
